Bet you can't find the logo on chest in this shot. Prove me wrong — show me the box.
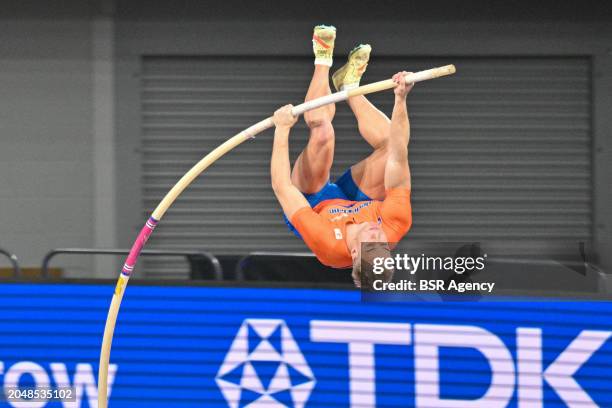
[328,201,372,216]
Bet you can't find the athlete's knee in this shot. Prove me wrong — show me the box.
[305,107,333,128]
[308,121,335,147]
[368,127,391,150]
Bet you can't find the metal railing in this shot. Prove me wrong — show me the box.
[234,251,353,283]
[41,248,222,280]
[235,251,315,279]
[0,247,20,277]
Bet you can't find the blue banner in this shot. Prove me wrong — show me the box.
[0,283,610,407]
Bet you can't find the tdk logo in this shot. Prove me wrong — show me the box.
[220,319,611,407]
[216,319,316,408]
[0,361,117,407]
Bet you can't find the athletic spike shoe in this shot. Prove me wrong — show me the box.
[332,44,372,91]
[312,25,336,66]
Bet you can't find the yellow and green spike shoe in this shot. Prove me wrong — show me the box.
[332,44,372,91]
[312,25,336,66]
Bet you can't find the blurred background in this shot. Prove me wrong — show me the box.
[0,0,611,288]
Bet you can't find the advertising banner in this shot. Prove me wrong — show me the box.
[0,283,610,407]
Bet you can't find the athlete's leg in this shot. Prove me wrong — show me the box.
[333,44,390,148]
[346,146,390,201]
[345,94,393,200]
[347,95,390,149]
[333,44,392,200]
[291,26,337,194]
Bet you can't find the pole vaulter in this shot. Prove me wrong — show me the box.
[97,64,456,407]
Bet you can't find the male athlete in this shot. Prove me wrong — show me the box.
[270,25,413,287]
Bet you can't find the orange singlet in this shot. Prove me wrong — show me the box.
[290,188,412,268]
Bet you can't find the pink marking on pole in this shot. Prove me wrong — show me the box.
[121,216,158,276]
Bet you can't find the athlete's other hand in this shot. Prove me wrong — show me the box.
[393,71,414,99]
[273,105,298,129]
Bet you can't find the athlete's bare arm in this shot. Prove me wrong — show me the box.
[271,105,310,219]
[384,72,414,190]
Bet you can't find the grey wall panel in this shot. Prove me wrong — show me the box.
[0,20,94,276]
[140,56,591,278]
[593,54,612,270]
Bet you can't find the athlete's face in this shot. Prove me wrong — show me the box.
[350,223,393,288]
[350,222,389,265]
[356,222,388,244]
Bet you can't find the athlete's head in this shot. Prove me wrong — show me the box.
[349,222,395,288]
